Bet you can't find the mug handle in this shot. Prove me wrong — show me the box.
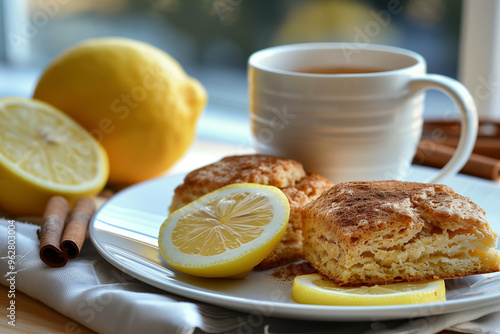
[409,74,478,183]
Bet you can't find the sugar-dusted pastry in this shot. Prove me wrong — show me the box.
[170,154,333,269]
[303,181,500,286]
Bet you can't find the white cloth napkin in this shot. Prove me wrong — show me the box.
[1,219,499,334]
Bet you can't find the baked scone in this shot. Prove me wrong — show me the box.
[303,180,500,286]
[170,154,333,269]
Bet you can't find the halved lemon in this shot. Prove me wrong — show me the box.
[0,97,109,216]
[158,183,290,278]
[292,274,446,306]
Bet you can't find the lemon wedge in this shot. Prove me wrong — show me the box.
[292,273,446,306]
[158,183,290,278]
[0,97,109,216]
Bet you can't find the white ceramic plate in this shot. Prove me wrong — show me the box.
[89,166,500,321]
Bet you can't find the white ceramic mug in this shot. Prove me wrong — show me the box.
[248,43,478,183]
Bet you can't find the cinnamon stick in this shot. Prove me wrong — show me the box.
[423,119,500,138]
[414,140,500,181]
[61,198,95,259]
[39,196,70,267]
[422,119,500,160]
[428,137,500,161]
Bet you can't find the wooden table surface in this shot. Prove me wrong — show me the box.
[0,284,95,334]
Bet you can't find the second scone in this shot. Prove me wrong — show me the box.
[169,154,333,269]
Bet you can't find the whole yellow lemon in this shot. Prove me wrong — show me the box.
[34,38,207,185]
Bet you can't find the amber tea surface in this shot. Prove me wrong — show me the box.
[294,66,388,74]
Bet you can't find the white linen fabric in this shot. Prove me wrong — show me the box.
[1,219,499,334]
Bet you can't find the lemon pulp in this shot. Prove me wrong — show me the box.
[172,192,275,256]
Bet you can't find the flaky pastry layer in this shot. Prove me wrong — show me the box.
[303,181,500,286]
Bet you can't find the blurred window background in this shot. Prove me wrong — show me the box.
[24,0,500,150]
[1,0,463,103]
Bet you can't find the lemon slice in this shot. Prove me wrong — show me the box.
[0,97,109,216]
[292,274,446,306]
[158,183,290,278]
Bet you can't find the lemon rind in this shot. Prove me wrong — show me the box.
[158,183,290,277]
[292,273,446,306]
